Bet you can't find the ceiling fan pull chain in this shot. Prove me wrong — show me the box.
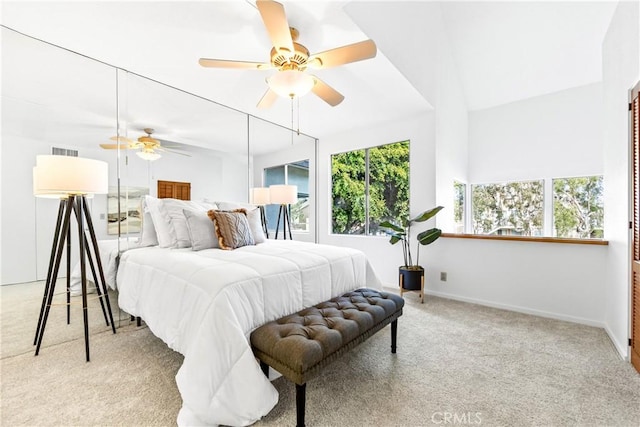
[297,96,300,136]
[290,96,294,145]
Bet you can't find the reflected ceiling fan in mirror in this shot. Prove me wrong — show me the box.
[198,0,377,108]
[99,128,191,161]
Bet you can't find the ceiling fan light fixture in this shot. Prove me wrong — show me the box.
[267,69,315,99]
[136,150,161,162]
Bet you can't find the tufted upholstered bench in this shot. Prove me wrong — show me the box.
[250,288,404,427]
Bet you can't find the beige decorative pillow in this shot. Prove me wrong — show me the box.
[207,209,255,250]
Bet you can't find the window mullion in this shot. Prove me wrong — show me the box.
[543,178,553,237]
[365,148,370,235]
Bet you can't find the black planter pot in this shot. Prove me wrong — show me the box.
[399,266,424,291]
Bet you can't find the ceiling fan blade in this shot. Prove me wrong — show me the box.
[109,136,134,144]
[311,76,344,107]
[257,88,278,109]
[308,39,377,69]
[198,58,271,70]
[256,0,294,57]
[100,143,128,150]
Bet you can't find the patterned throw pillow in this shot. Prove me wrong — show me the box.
[207,209,255,250]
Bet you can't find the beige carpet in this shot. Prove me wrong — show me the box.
[2,281,640,426]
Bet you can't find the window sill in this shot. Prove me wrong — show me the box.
[441,233,609,246]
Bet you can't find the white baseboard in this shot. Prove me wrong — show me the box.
[604,324,629,360]
[383,281,605,328]
[424,289,605,327]
[383,283,630,361]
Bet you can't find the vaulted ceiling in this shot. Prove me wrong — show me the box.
[1,1,617,140]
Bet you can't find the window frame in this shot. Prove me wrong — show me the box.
[458,174,605,243]
[551,175,604,239]
[330,140,410,236]
[471,179,545,237]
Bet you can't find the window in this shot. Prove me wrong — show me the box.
[467,176,604,240]
[453,181,466,233]
[553,175,603,238]
[331,140,409,235]
[472,180,544,236]
[264,160,309,232]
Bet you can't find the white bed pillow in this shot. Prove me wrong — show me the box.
[161,199,216,248]
[138,197,159,247]
[144,196,174,248]
[245,208,266,244]
[184,209,219,250]
[144,196,215,248]
[215,201,265,243]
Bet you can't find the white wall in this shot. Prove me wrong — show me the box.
[602,0,640,358]
[142,150,248,203]
[434,19,469,232]
[427,238,607,326]
[468,83,604,183]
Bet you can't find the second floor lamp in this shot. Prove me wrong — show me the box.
[269,184,298,240]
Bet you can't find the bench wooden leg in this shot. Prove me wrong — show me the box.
[260,360,269,377]
[391,319,398,354]
[296,383,306,427]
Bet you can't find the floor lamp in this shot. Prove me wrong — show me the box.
[33,155,116,362]
[251,187,271,238]
[270,184,298,240]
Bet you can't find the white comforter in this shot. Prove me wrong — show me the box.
[116,240,381,426]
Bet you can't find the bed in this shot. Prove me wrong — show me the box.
[109,196,382,426]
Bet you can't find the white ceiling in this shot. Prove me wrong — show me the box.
[1,1,617,141]
[439,1,617,110]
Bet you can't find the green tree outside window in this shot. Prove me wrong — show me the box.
[553,176,603,238]
[331,141,409,235]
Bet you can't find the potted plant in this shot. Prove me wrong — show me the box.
[380,206,443,292]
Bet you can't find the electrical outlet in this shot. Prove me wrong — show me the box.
[100,213,105,220]
[440,272,447,282]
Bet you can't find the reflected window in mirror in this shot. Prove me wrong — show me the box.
[264,160,309,233]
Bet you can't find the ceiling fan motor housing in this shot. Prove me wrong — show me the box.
[270,42,310,70]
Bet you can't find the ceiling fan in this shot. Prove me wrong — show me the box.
[198,0,377,108]
[99,128,190,161]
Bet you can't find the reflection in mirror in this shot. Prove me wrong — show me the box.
[249,115,317,242]
[1,27,116,285]
[1,26,319,358]
[113,72,250,244]
[1,27,121,357]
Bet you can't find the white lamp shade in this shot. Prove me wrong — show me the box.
[33,155,108,198]
[267,70,315,98]
[269,184,298,205]
[251,187,271,205]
